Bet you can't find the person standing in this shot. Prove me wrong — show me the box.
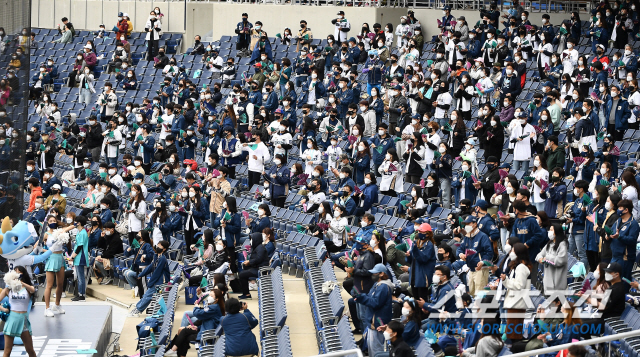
[242,129,270,190]
[0,266,37,357]
[331,11,351,45]
[235,13,253,53]
[145,10,162,61]
[70,215,90,302]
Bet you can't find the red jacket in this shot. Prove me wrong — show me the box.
[27,186,42,212]
[116,20,129,39]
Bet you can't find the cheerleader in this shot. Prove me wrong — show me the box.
[43,215,72,317]
[0,266,37,357]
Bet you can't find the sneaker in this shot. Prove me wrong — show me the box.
[44,308,54,317]
[164,350,178,357]
[51,304,66,314]
[53,292,67,298]
[101,278,112,285]
[238,294,252,300]
[128,308,140,317]
[248,282,258,291]
[71,295,85,302]
[134,286,139,297]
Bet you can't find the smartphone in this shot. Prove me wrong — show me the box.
[623,277,632,284]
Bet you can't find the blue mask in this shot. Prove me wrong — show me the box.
[617,208,625,216]
[48,223,57,229]
[581,152,588,157]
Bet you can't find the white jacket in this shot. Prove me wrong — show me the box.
[362,110,377,138]
[378,160,404,192]
[503,263,531,310]
[510,123,536,161]
[97,91,118,116]
[127,200,147,232]
[144,17,163,41]
[102,127,123,158]
[303,148,322,175]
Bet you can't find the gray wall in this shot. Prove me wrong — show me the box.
[31,1,574,51]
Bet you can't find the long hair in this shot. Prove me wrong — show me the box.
[14,266,33,295]
[129,184,144,209]
[152,200,168,224]
[550,223,567,251]
[212,289,226,316]
[562,301,582,326]
[508,243,532,271]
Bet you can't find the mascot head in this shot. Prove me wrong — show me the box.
[0,218,38,260]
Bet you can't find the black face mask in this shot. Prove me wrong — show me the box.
[437,253,445,261]
[391,59,397,64]
[91,221,99,226]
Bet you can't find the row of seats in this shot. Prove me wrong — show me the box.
[257,267,293,357]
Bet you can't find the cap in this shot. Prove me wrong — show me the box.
[411,113,421,119]
[604,262,622,274]
[458,16,466,21]
[543,81,554,88]
[596,44,605,50]
[253,63,262,68]
[337,10,345,15]
[52,184,62,190]
[123,12,129,17]
[486,156,499,163]
[118,12,123,17]
[474,57,484,63]
[187,125,195,131]
[134,173,144,179]
[348,37,356,43]
[392,84,402,90]
[141,123,151,131]
[463,215,478,224]
[499,163,511,169]
[369,263,389,275]
[466,138,477,145]
[443,5,451,10]
[474,199,489,210]
[517,112,528,118]
[418,223,433,232]
[84,44,92,49]
[275,108,283,114]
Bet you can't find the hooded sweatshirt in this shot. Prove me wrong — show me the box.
[356,278,394,329]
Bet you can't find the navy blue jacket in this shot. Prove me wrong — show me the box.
[133,135,156,164]
[511,214,547,263]
[264,164,291,200]
[212,209,242,247]
[456,230,493,269]
[407,240,436,288]
[138,252,170,288]
[356,280,394,328]
[221,310,259,356]
[193,303,223,340]
[423,281,456,313]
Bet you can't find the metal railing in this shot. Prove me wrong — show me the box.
[309,349,364,357]
[509,329,640,357]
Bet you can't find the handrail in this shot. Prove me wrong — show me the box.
[309,349,363,357]
[509,329,640,357]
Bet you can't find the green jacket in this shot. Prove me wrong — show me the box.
[545,146,565,172]
[385,242,407,278]
[73,229,90,266]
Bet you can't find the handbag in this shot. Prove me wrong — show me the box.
[185,286,198,305]
[115,220,128,235]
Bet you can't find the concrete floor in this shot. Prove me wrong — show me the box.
[81,270,353,356]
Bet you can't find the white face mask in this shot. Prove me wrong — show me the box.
[358,146,365,152]
[438,147,446,153]
[364,178,372,185]
[401,307,410,316]
[506,187,514,194]
[548,231,555,240]
[307,143,313,149]
[66,217,73,224]
[451,115,458,121]
[352,129,359,135]
[490,120,497,126]
[504,244,512,253]
[328,97,335,104]
[573,188,580,196]
[383,331,392,341]
[360,221,368,227]
[274,159,281,165]
[605,202,613,211]
[605,273,614,281]
[533,160,540,167]
[464,225,473,233]
[461,165,469,171]
[258,209,265,216]
[83,163,90,168]
[369,239,377,247]
[411,191,416,197]
[509,251,517,261]
[378,130,385,136]
[601,167,608,174]
[35,203,42,209]
[432,274,441,284]
[216,243,224,251]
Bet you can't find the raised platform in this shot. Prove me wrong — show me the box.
[2,304,112,357]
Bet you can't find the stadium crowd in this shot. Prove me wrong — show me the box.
[8,0,640,356]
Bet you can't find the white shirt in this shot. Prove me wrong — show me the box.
[159,113,174,141]
[531,168,549,204]
[303,148,322,175]
[510,123,536,161]
[242,141,270,173]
